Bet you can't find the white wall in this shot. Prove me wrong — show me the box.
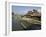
[0,0,46,37]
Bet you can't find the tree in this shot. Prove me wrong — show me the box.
[12,12,14,15]
[33,9,37,12]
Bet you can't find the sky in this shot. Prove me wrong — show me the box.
[12,6,41,15]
